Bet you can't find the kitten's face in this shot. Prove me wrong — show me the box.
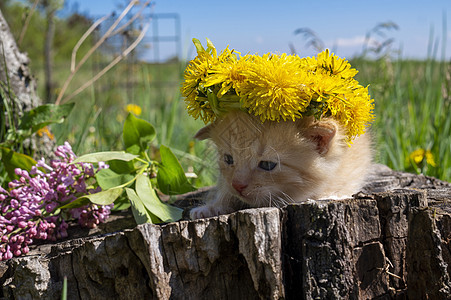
[196,110,340,208]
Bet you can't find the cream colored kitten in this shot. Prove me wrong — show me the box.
[190,110,372,219]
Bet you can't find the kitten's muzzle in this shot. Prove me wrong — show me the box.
[232,181,248,196]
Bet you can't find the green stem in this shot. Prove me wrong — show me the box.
[0,43,16,137]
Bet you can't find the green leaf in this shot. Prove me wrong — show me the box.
[157,145,196,195]
[108,159,136,174]
[72,151,138,164]
[61,188,123,209]
[86,188,123,206]
[136,174,183,222]
[95,168,134,190]
[58,197,90,210]
[125,187,160,224]
[19,103,75,133]
[111,195,131,211]
[192,38,205,53]
[0,147,37,180]
[123,113,156,154]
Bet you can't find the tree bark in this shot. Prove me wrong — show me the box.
[1,164,450,299]
[0,7,55,157]
[0,9,39,113]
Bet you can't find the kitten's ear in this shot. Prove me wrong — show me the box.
[305,122,337,155]
[194,125,212,140]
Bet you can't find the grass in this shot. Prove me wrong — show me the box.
[33,47,450,185]
[352,57,450,181]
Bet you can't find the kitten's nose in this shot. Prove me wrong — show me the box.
[232,181,248,194]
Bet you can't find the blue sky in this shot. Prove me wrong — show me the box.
[66,0,451,61]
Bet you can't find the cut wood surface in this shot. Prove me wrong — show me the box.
[1,164,450,300]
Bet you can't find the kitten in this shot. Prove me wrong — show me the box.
[190,110,372,219]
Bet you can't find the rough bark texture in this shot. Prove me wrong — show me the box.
[1,164,450,300]
[0,8,55,157]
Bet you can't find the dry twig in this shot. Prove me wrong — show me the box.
[55,0,152,105]
[18,0,39,47]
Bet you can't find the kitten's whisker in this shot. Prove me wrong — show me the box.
[268,146,282,171]
[281,191,295,204]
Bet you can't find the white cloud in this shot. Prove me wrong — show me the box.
[334,36,367,47]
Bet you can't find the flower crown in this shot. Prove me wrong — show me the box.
[181,38,374,142]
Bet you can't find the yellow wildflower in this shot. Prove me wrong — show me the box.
[204,50,246,97]
[180,38,375,141]
[36,126,55,140]
[305,49,358,79]
[181,38,221,123]
[425,151,437,167]
[237,53,312,122]
[326,85,374,140]
[409,149,437,167]
[306,69,349,101]
[126,104,142,116]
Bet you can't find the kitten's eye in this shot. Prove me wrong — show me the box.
[258,160,277,171]
[224,154,234,165]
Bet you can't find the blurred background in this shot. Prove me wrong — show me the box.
[1,0,450,185]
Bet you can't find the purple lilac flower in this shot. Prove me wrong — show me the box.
[0,142,113,261]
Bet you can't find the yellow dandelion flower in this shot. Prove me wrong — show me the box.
[409,149,437,167]
[181,39,220,123]
[237,53,312,122]
[36,126,55,140]
[180,39,375,141]
[342,88,374,140]
[204,51,247,98]
[184,92,216,124]
[410,149,425,165]
[306,69,350,101]
[182,57,217,123]
[425,151,437,167]
[306,49,358,79]
[126,104,142,116]
[181,51,211,98]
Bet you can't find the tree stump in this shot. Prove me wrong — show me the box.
[1,164,450,300]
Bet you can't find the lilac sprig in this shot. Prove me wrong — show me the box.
[0,142,113,261]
